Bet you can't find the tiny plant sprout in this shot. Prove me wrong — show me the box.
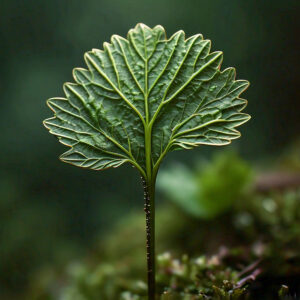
[43,23,250,299]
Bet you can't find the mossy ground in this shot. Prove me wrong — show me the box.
[27,150,300,299]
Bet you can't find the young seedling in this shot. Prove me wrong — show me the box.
[44,23,250,299]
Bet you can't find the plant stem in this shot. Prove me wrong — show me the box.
[142,175,156,299]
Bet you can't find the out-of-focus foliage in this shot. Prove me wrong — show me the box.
[157,152,253,218]
[39,252,250,300]
[156,252,248,300]
[235,189,300,245]
[27,151,300,299]
[278,140,300,172]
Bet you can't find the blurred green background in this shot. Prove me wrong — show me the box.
[0,0,299,298]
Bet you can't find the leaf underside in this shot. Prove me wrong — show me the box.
[44,23,250,175]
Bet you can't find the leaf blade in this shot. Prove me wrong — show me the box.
[44,24,250,175]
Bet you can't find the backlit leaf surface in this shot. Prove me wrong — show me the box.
[44,24,250,176]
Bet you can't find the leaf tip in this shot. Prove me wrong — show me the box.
[135,22,150,31]
[42,118,51,130]
[46,98,57,112]
[111,34,125,44]
[103,41,110,50]
[153,24,165,31]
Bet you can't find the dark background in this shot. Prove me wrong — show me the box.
[0,0,299,297]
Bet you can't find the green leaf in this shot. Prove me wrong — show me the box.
[44,23,250,178]
[157,152,253,219]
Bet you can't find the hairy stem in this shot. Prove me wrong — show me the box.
[141,176,156,299]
